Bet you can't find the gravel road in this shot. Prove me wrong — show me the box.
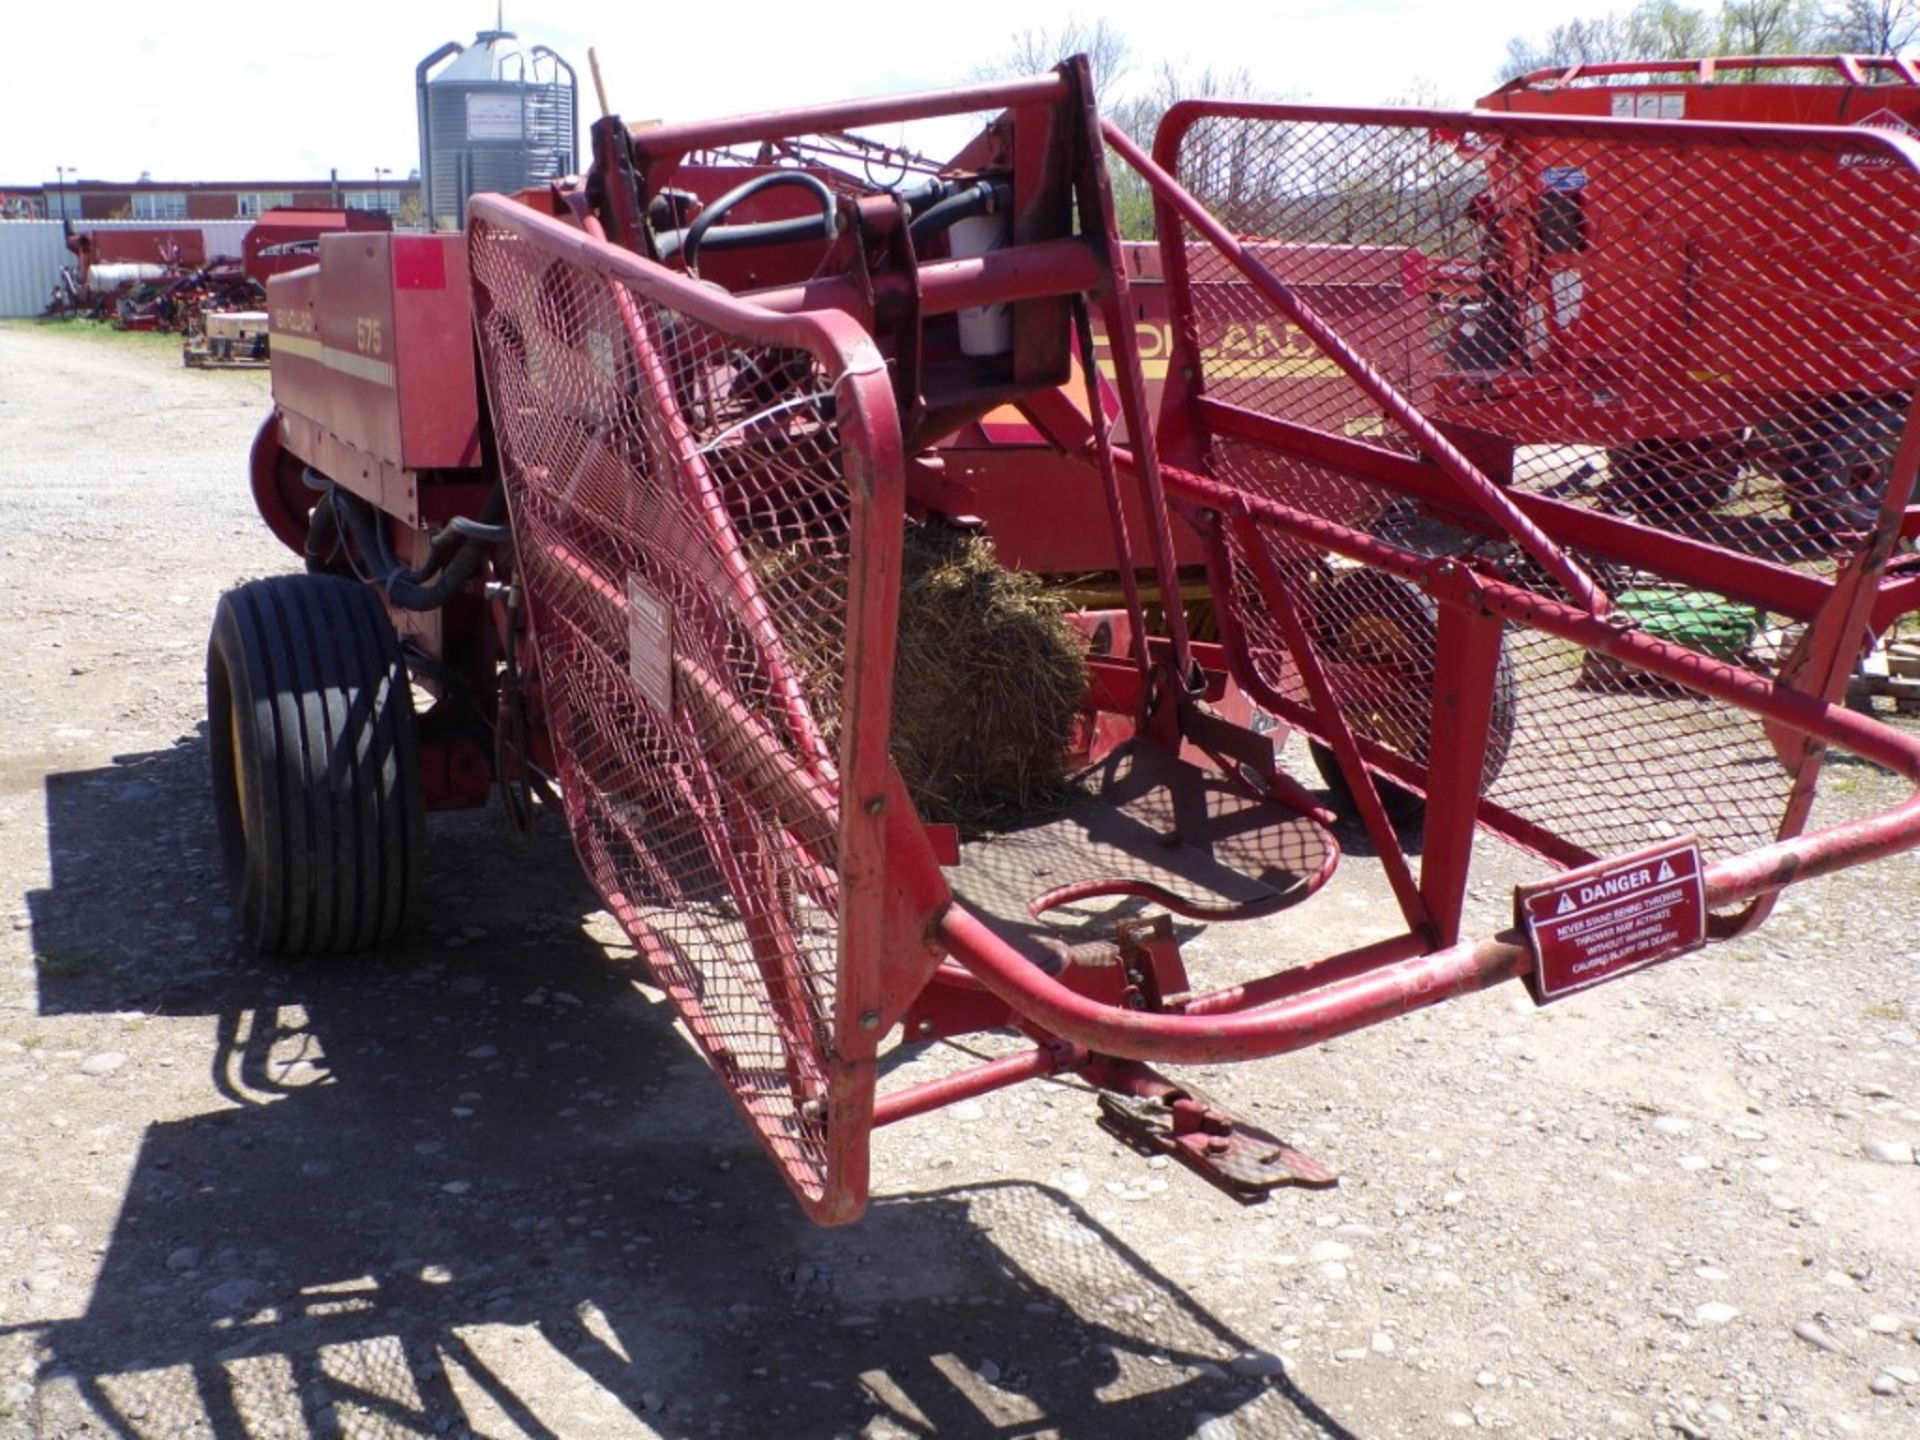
[0,321,1916,1440]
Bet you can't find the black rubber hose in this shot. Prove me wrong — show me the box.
[309,469,453,585]
[427,483,509,551]
[677,171,838,271]
[895,177,954,214]
[651,177,963,262]
[387,482,507,609]
[444,514,511,544]
[321,475,506,612]
[302,491,341,574]
[656,213,842,262]
[386,536,491,611]
[907,182,1011,246]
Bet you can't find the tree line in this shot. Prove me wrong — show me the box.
[978,9,1919,240]
[1504,0,1920,79]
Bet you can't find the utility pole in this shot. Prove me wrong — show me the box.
[373,166,391,213]
[54,165,72,223]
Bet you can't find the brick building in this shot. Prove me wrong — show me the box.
[0,175,418,223]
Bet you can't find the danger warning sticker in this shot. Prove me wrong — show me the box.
[1515,839,1706,1004]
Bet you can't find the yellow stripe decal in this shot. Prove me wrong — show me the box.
[271,332,397,388]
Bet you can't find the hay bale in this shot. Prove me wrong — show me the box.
[890,523,1087,827]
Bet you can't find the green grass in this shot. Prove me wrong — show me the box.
[0,316,182,351]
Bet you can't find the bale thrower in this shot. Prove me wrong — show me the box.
[212,59,1920,1224]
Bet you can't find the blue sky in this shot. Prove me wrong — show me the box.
[11,2,1566,183]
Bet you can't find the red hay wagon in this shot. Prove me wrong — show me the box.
[214,59,1920,1224]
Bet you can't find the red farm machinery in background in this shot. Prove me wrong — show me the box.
[1465,54,1920,632]
[212,56,1920,1225]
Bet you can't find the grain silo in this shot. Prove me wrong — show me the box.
[416,29,578,230]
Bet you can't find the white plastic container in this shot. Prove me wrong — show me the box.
[948,212,1013,357]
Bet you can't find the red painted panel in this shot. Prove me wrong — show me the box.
[267,233,480,479]
[80,227,205,266]
[392,238,480,469]
[245,209,393,283]
[393,235,447,290]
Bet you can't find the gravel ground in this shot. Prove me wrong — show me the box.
[0,320,1916,1440]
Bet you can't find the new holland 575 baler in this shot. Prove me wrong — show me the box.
[214,58,1920,1224]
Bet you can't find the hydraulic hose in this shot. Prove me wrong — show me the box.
[655,213,842,262]
[649,175,991,262]
[308,468,507,611]
[907,181,1011,246]
[676,171,839,271]
[302,490,341,573]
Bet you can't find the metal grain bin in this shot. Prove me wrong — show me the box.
[416,31,578,231]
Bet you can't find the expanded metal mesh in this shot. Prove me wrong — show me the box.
[1170,110,1920,865]
[1174,112,1920,561]
[470,216,857,1202]
[1211,439,1796,861]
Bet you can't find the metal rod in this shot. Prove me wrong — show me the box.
[939,902,1530,1065]
[1229,509,1428,926]
[1177,931,1432,1016]
[748,238,1106,319]
[1073,295,1151,674]
[589,47,611,118]
[872,1042,1088,1128]
[630,74,1071,161]
[1105,118,1610,618]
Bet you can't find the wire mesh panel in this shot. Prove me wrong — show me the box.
[467,201,900,1218]
[1169,108,1920,557]
[1157,106,1920,867]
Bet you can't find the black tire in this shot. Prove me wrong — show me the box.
[1308,736,1430,822]
[1605,436,1740,522]
[1305,569,1518,823]
[206,575,425,955]
[1780,394,1908,536]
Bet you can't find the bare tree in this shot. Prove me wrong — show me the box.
[1719,0,1823,52]
[1499,0,1904,85]
[975,17,1132,93]
[1501,14,1635,79]
[1627,1,1720,56]
[1110,62,1274,237]
[978,24,1276,238]
[1819,0,1920,49]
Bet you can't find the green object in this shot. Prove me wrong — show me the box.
[1616,588,1758,661]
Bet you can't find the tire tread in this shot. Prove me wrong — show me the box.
[206,574,422,956]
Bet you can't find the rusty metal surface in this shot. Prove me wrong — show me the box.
[266,233,480,479]
[1097,1087,1338,1197]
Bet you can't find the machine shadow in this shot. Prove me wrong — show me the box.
[23,734,1359,1440]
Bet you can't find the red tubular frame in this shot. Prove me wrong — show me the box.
[933,581,1920,1063]
[1107,120,1611,619]
[470,194,919,1224]
[1493,53,1920,92]
[872,1041,1088,1128]
[472,78,1920,1222]
[625,73,1072,184]
[927,486,1920,1060]
[908,104,1920,1069]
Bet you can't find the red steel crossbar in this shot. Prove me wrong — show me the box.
[933,541,1920,1064]
[1106,118,1611,618]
